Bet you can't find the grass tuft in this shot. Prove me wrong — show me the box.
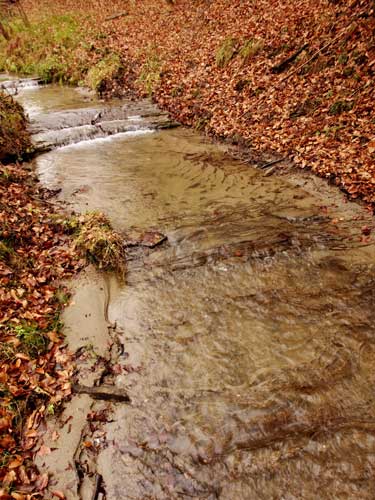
[0,342,16,362]
[85,53,122,92]
[12,324,48,358]
[239,38,264,61]
[137,53,161,96]
[328,99,354,116]
[216,37,237,67]
[72,212,126,276]
[0,14,99,85]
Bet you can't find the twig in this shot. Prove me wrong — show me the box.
[72,383,131,403]
[259,157,287,169]
[0,21,10,41]
[263,165,278,177]
[92,474,103,500]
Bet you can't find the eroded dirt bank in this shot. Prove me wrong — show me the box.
[9,79,375,499]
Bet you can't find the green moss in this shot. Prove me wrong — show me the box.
[338,53,349,65]
[328,100,354,115]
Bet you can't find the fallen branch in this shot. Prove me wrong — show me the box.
[16,1,31,27]
[92,474,103,500]
[0,21,10,41]
[72,383,131,403]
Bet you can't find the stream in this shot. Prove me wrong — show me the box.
[7,76,375,499]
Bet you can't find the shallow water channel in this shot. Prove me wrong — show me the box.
[12,79,375,498]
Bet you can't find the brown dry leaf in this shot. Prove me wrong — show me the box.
[8,457,23,469]
[11,492,26,500]
[47,331,61,343]
[0,492,13,500]
[18,466,30,485]
[0,417,11,431]
[3,470,17,485]
[35,472,49,490]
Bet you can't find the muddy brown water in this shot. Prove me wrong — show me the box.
[13,81,375,498]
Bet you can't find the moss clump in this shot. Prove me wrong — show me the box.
[72,212,126,276]
[85,53,122,92]
[216,37,237,67]
[0,92,32,161]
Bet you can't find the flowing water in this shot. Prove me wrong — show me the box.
[11,80,375,498]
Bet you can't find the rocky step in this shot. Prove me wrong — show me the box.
[32,115,179,152]
[29,100,171,134]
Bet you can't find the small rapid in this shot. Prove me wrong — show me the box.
[9,78,375,499]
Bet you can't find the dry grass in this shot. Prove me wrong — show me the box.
[72,212,126,276]
[239,38,264,61]
[216,37,237,67]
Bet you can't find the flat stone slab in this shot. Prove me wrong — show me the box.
[29,100,179,151]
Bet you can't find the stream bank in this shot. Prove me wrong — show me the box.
[0,84,31,162]
[4,0,375,208]
[5,77,375,499]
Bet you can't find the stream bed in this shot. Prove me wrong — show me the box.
[9,78,375,499]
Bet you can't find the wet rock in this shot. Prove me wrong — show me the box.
[30,103,179,151]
